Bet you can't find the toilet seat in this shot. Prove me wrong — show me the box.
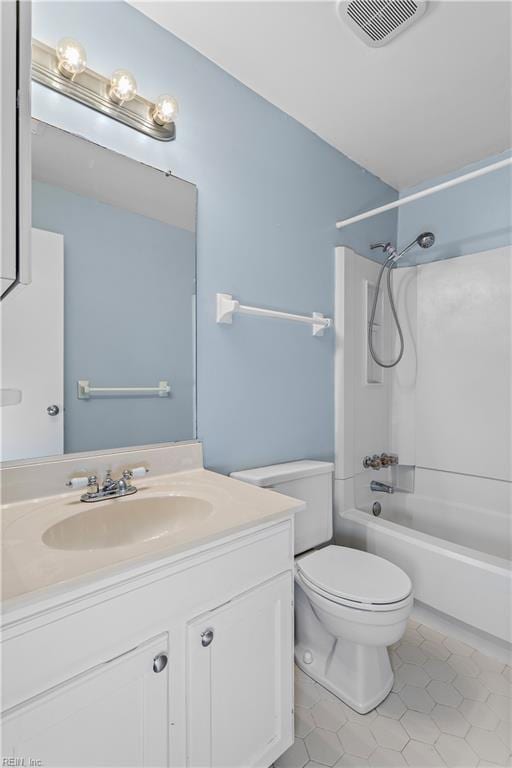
[296,570,413,613]
[296,545,412,612]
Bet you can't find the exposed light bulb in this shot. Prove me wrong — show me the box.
[152,94,179,126]
[109,69,137,105]
[56,38,87,79]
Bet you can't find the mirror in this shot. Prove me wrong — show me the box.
[0,120,196,462]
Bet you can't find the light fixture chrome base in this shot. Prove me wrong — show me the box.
[32,39,175,142]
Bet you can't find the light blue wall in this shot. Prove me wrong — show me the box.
[397,151,512,267]
[32,180,196,453]
[32,1,398,474]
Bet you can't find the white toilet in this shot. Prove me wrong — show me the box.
[231,460,413,714]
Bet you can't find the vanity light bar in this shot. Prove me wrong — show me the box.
[31,38,177,142]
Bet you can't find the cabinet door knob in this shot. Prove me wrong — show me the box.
[47,404,60,416]
[201,628,214,647]
[153,652,168,673]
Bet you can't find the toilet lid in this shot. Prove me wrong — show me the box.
[297,545,412,606]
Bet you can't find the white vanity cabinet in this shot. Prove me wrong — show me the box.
[1,518,295,768]
[187,573,293,768]
[2,635,170,767]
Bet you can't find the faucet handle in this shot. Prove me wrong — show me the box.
[66,474,100,496]
[121,469,133,486]
[363,454,382,470]
[86,475,100,494]
[363,453,399,469]
[130,466,149,479]
[380,453,399,466]
[120,466,149,484]
[66,474,97,490]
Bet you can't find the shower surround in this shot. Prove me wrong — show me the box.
[334,245,511,655]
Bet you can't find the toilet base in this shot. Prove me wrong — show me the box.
[295,639,393,714]
[294,579,404,713]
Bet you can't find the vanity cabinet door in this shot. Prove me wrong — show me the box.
[186,573,293,768]
[2,634,169,768]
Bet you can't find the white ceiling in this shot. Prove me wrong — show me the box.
[130,1,512,189]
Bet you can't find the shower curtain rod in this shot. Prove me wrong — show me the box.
[335,157,512,230]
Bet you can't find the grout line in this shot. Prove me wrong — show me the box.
[294,619,511,768]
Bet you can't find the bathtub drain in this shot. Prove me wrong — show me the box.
[372,501,382,516]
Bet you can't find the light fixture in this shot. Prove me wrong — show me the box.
[109,69,137,105]
[152,94,179,126]
[32,39,177,141]
[55,37,87,79]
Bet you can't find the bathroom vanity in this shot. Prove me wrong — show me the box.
[0,30,302,762]
[1,15,293,767]
[1,446,301,768]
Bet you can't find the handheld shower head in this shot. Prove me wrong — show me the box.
[417,232,435,249]
[367,229,436,369]
[398,231,436,259]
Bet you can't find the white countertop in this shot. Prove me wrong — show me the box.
[1,468,303,610]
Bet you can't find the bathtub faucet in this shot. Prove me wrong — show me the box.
[370,480,394,494]
[363,453,399,470]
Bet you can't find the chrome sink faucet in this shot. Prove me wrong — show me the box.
[66,467,149,503]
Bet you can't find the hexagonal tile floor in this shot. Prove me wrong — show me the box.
[275,619,511,768]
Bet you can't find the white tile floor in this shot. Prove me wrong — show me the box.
[277,620,512,768]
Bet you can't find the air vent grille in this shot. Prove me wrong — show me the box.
[340,0,427,47]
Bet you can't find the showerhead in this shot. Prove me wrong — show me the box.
[370,231,435,264]
[417,232,435,249]
[368,230,435,370]
[397,230,436,259]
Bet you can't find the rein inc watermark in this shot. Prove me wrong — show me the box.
[2,759,42,766]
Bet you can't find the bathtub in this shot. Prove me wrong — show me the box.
[337,503,512,644]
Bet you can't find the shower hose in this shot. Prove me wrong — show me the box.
[368,256,404,369]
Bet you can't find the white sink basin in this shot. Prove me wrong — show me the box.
[42,495,214,551]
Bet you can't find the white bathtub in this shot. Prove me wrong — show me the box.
[338,503,512,644]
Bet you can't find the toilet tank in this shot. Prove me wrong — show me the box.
[230,460,334,555]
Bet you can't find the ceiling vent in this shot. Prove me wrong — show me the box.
[338,0,428,47]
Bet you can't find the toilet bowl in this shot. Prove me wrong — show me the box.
[294,545,413,713]
[230,460,413,713]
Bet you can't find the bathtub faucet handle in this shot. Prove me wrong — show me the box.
[363,453,399,470]
[363,454,382,470]
[380,453,399,467]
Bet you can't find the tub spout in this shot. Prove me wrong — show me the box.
[370,481,394,494]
